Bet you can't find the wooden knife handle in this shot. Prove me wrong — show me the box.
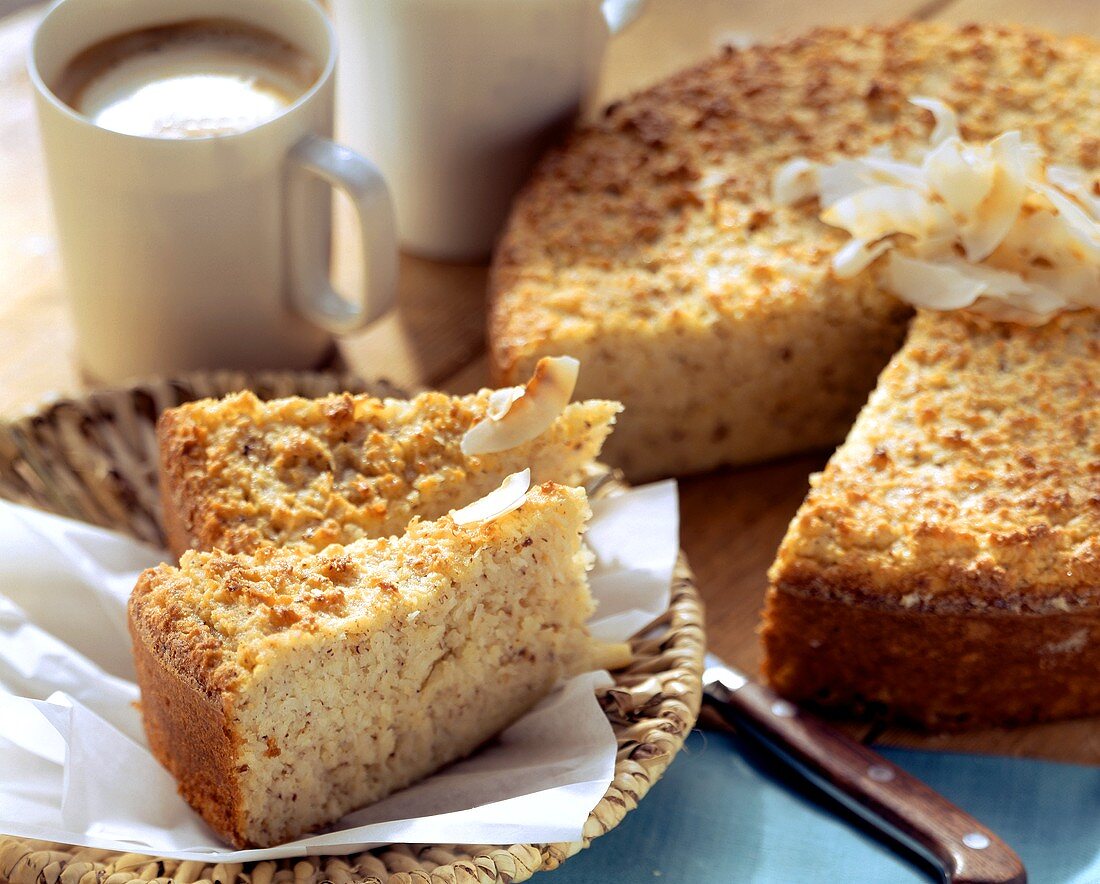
[704,682,1027,884]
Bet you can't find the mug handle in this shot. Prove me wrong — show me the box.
[285,134,397,335]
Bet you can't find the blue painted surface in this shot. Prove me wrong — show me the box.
[549,729,1100,883]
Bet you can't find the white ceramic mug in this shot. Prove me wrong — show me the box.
[333,0,648,260]
[30,0,397,384]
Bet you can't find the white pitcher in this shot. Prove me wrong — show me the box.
[332,0,649,260]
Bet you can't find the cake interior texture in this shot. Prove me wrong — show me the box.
[129,483,595,848]
[158,388,620,555]
[490,22,1098,480]
[762,310,1100,729]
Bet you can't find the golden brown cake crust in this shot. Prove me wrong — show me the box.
[490,21,1099,479]
[158,406,214,560]
[763,311,1100,729]
[129,578,248,845]
[762,587,1100,730]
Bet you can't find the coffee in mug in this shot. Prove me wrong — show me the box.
[53,19,320,139]
[31,0,397,383]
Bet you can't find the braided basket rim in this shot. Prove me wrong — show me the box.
[0,370,706,884]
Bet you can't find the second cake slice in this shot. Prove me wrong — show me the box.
[159,368,620,555]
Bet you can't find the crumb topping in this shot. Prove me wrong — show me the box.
[159,388,619,553]
[131,484,591,689]
[491,23,1099,373]
[772,310,1100,612]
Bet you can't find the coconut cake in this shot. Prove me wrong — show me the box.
[489,22,1099,480]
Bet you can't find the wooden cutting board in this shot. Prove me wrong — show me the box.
[0,0,1097,764]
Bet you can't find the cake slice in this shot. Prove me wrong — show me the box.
[761,310,1100,729]
[158,382,620,556]
[129,481,596,848]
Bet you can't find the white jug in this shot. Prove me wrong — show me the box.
[333,0,649,260]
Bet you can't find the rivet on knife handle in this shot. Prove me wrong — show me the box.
[704,675,1027,884]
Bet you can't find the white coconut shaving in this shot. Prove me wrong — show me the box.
[771,96,1100,324]
[461,356,580,456]
[450,469,532,526]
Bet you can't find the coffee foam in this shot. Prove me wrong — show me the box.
[55,19,320,139]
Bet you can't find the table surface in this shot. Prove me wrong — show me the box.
[1,0,1098,766]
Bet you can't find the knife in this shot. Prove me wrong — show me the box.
[702,654,1027,884]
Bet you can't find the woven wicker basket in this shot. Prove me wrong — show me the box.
[0,371,705,884]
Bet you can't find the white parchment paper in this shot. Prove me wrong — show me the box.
[0,481,679,860]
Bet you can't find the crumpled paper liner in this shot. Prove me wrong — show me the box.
[0,480,679,861]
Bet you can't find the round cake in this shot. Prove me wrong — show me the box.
[489,22,1099,481]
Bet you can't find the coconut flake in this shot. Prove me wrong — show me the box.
[958,131,1029,261]
[884,254,988,311]
[770,95,1099,324]
[998,207,1089,271]
[1027,263,1100,309]
[771,158,820,206]
[1047,165,1100,219]
[859,155,928,190]
[822,185,944,240]
[811,153,930,210]
[486,386,525,420]
[911,96,960,146]
[832,238,894,279]
[817,159,875,208]
[884,254,1067,323]
[922,138,995,220]
[1031,183,1100,262]
[461,356,579,456]
[451,469,532,526]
